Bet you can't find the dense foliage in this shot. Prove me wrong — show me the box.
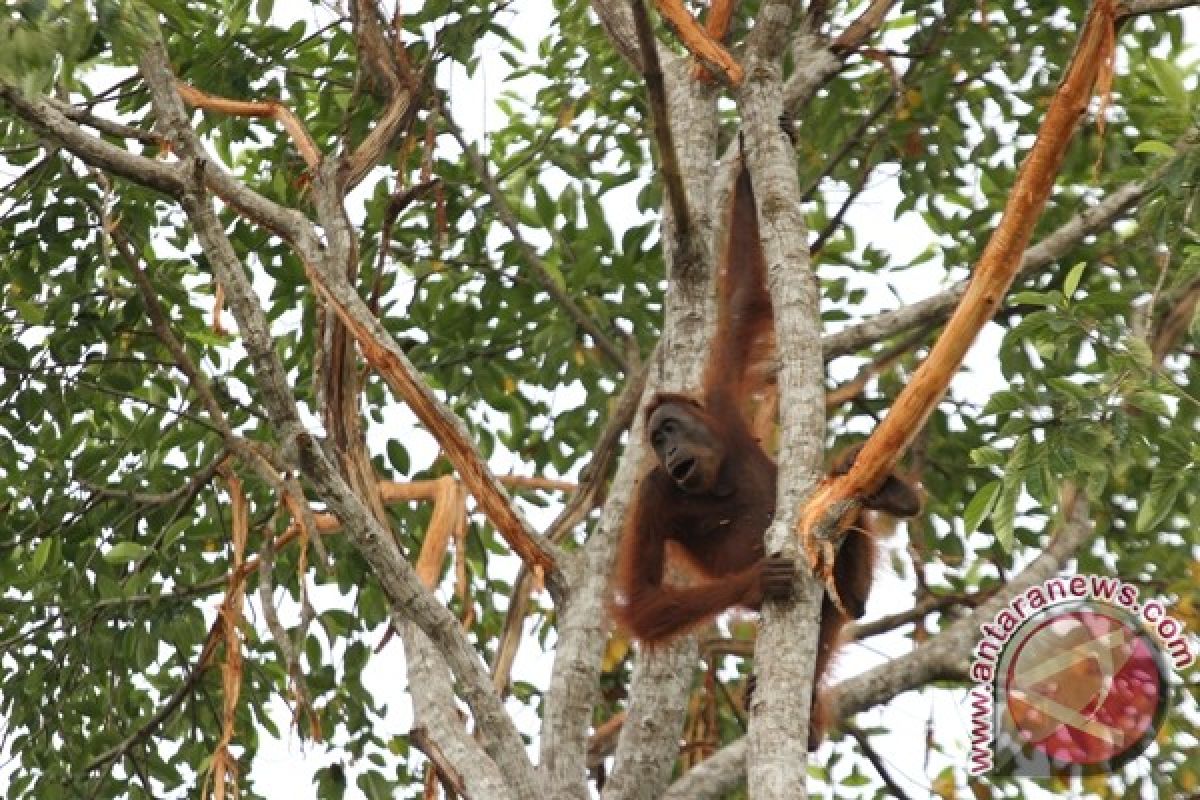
[0,0,1197,798]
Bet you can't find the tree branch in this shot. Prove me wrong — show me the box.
[137,41,538,795]
[846,725,912,800]
[598,62,723,797]
[601,637,699,800]
[340,0,423,189]
[174,82,322,170]
[650,0,744,86]
[831,0,898,54]
[0,84,185,196]
[632,0,694,241]
[689,0,739,82]
[660,739,745,800]
[1116,0,1200,17]
[833,488,1093,719]
[442,108,629,373]
[739,0,828,795]
[661,489,1095,795]
[819,140,1195,360]
[801,0,1119,603]
[493,360,649,696]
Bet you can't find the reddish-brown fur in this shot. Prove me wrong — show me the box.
[611,160,918,747]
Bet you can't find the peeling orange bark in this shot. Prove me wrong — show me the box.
[653,0,745,85]
[802,0,1118,589]
[690,0,738,82]
[174,82,322,170]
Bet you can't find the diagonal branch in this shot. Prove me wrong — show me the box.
[801,0,1119,599]
[165,66,565,585]
[632,0,693,241]
[1116,0,1200,16]
[0,84,185,196]
[831,0,898,54]
[821,122,1200,361]
[492,360,649,695]
[137,41,538,794]
[296,238,565,582]
[174,82,322,170]
[690,0,739,82]
[846,725,912,800]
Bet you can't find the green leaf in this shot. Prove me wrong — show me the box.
[1146,57,1188,110]
[982,390,1023,417]
[964,480,1001,537]
[30,537,54,575]
[104,541,151,564]
[992,482,1019,552]
[1062,261,1085,299]
[1134,140,1177,158]
[970,446,1005,467]
[1136,472,1181,533]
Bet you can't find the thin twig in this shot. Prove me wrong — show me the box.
[441,108,628,372]
[846,725,913,800]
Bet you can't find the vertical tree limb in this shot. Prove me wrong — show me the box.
[738,0,829,794]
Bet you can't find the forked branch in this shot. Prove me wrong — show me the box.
[651,0,745,85]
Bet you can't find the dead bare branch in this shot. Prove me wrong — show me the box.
[633,0,694,241]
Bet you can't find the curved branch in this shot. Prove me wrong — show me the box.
[174,82,322,170]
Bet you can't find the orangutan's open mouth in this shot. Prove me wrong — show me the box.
[670,458,696,484]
